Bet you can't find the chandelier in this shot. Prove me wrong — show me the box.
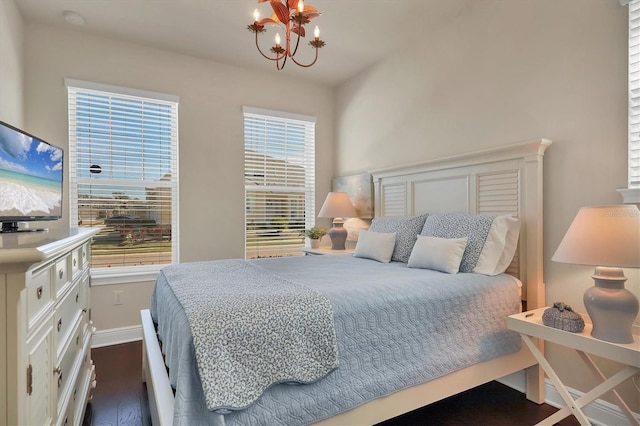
[247,0,325,70]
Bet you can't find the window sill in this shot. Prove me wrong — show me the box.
[617,188,640,204]
[90,265,163,286]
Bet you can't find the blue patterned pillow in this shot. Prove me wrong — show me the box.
[368,214,428,263]
[420,213,495,273]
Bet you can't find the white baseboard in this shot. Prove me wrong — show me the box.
[498,371,640,425]
[91,325,142,348]
[543,380,640,426]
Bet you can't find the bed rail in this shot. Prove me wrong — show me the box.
[141,309,175,425]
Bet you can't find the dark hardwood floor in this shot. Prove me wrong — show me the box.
[86,341,151,426]
[85,341,580,426]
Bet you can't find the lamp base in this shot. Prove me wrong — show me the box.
[584,267,639,344]
[328,220,348,250]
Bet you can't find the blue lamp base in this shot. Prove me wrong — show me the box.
[328,220,348,250]
[584,267,639,344]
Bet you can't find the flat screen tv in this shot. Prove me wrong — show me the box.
[0,120,63,233]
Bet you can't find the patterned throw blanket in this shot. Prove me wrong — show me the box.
[160,260,339,412]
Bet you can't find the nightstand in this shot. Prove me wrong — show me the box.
[299,247,355,256]
[507,308,640,426]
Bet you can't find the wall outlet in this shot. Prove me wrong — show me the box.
[113,290,124,305]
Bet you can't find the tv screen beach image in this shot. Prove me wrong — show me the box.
[0,124,63,218]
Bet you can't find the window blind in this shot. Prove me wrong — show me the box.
[66,80,179,272]
[630,0,640,188]
[243,107,316,259]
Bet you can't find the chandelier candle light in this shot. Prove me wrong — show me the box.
[248,0,325,70]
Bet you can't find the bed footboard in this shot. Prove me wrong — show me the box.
[141,309,175,425]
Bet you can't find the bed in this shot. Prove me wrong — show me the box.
[141,138,552,425]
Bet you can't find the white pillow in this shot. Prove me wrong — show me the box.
[407,235,468,274]
[353,230,396,263]
[473,216,520,275]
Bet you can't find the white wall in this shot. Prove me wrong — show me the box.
[335,0,638,412]
[0,0,24,126]
[23,23,335,332]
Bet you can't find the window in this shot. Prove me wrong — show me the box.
[629,0,640,189]
[66,79,179,279]
[243,106,315,259]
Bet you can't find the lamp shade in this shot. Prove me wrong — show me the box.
[552,205,640,268]
[318,192,357,219]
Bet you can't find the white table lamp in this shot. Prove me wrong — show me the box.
[552,205,640,343]
[318,192,357,250]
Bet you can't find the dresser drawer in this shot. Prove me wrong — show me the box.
[71,242,90,277]
[71,343,95,425]
[55,318,83,417]
[56,400,74,426]
[27,264,53,331]
[77,272,90,335]
[77,271,89,312]
[81,241,90,270]
[71,248,81,279]
[55,280,81,357]
[54,255,71,297]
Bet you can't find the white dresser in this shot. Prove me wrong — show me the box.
[0,228,99,426]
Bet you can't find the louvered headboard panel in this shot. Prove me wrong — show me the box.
[381,184,407,216]
[477,170,520,278]
[370,139,551,309]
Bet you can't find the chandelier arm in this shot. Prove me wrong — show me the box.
[290,25,303,57]
[276,55,288,70]
[255,32,287,62]
[289,46,319,68]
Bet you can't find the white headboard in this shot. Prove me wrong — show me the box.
[370,139,551,309]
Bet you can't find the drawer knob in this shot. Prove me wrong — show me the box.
[58,373,63,388]
[76,293,79,303]
[76,334,80,346]
[57,318,62,332]
[53,367,61,375]
[73,258,77,267]
[58,269,64,280]
[36,286,43,300]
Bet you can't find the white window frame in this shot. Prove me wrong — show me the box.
[621,0,640,203]
[65,78,179,285]
[243,106,316,259]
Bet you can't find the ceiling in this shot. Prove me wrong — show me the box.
[14,0,478,87]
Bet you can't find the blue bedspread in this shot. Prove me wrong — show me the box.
[151,255,522,426]
[160,260,338,412]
